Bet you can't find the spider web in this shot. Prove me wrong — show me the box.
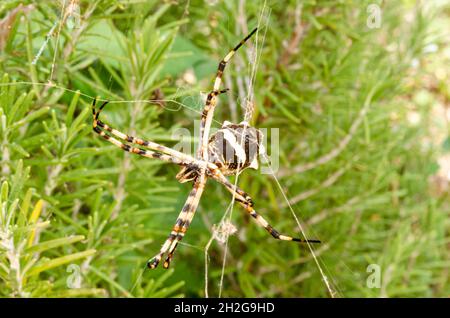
[1,0,343,298]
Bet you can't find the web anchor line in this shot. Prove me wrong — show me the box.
[262,152,338,298]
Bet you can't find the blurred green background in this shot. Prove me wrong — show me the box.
[0,0,448,297]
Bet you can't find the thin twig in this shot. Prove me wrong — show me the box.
[277,3,309,69]
[224,71,238,123]
[284,166,349,207]
[110,102,141,220]
[0,4,34,51]
[307,195,363,226]
[263,153,337,298]
[278,96,371,178]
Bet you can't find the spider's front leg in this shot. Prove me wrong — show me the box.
[92,99,198,165]
[147,174,207,269]
[198,28,258,159]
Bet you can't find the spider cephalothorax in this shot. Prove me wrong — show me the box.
[176,163,202,183]
[176,121,264,183]
[92,27,320,270]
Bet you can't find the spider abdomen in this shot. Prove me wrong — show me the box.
[207,121,263,176]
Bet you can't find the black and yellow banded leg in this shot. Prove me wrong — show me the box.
[212,27,257,93]
[163,177,206,268]
[234,192,320,244]
[206,167,319,243]
[209,169,253,206]
[198,28,258,158]
[245,203,320,243]
[197,88,229,158]
[147,175,207,269]
[93,125,184,165]
[92,99,198,164]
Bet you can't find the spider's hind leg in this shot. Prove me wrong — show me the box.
[244,204,321,243]
[215,175,320,244]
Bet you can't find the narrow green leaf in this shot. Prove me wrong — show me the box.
[26,235,86,254]
[26,249,96,277]
[66,90,81,127]
[11,107,50,129]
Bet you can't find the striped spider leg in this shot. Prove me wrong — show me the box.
[92,99,201,167]
[148,174,207,269]
[198,27,258,160]
[211,171,320,243]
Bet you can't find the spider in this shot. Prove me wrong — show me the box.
[92,27,320,269]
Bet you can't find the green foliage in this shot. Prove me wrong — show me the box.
[0,0,448,297]
[0,178,98,297]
